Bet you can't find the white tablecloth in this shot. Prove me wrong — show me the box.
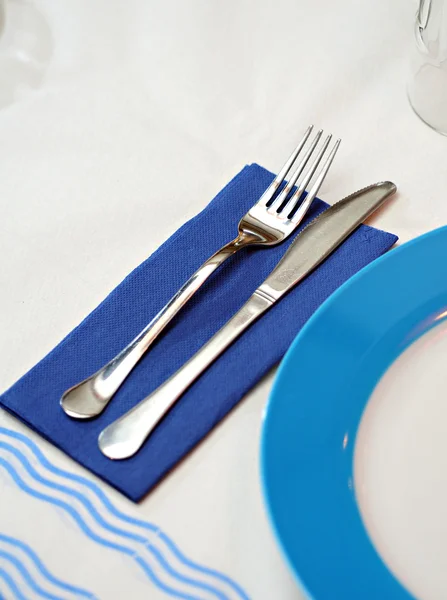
[0,0,446,598]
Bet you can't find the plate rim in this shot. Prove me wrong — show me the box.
[260,225,447,600]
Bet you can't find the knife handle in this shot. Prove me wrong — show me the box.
[98,290,274,460]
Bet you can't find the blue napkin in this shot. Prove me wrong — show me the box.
[0,165,397,501]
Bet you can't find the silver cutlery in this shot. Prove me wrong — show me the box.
[98,180,397,460]
[61,125,341,419]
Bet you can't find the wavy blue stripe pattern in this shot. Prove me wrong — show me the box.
[0,566,29,600]
[0,428,248,599]
[0,427,249,600]
[0,535,94,599]
[0,456,203,600]
[0,443,225,600]
[0,549,67,600]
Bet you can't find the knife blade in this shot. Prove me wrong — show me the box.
[99,181,397,460]
[259,180,397,301]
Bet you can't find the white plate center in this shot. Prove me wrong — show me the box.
[355,318,447,600]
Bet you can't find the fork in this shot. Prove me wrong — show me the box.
[61,125,341,419]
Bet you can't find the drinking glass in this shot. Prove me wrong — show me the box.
[408,0,447,135]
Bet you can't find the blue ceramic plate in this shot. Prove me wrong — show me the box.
[261,226,447,600]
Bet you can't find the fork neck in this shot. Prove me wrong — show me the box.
[232,231,263,248]
[195,232,259,277]
[209,233,259,267]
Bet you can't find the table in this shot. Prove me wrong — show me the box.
[0,0,446,598]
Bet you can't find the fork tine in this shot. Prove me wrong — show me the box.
[289,138,341,224]
[258,125,313,207]
[268,129,323,212]
[279,134,332,217]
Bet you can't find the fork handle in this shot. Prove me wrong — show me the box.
[60,234,254,419]
[98,290,274,459]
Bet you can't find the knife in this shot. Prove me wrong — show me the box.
[99,181,397,460]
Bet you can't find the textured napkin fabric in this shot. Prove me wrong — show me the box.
[0,165,397,501]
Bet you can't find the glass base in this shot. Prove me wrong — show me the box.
[408,64,447,136]
[0,0,52,109]
[408,88,447,137]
